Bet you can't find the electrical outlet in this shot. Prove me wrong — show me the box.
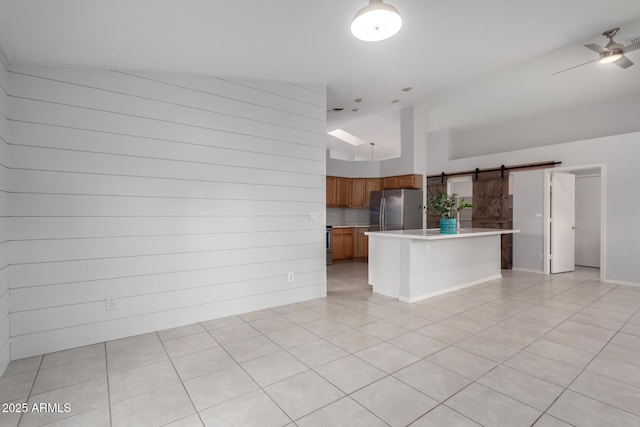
[105,297,119,311]
[537,253,543,260]
[287,272,294,282]
[309,212,320,221]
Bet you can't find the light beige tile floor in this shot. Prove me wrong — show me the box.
[2,263,640,426]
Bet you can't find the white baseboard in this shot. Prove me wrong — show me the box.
[399,274,503,303]
[605,278,640,287]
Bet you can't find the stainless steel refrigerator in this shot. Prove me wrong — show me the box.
[369,189,423,231]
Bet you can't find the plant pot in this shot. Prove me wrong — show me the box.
[440,218,457,234]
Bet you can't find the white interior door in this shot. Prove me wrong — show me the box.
[550,172,576,273]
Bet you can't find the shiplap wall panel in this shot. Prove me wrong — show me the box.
[126,72,326,120]
[10,120,325,164]
[10,72,326,135]
[12,283,324,358]
[12,270,325,336]
[8,216,317,240]
[10,230,321,264]
[10,94,323,154]
[11,257,322,312]
[223,78,326,107]
[10,100,325,163]
[0,56,9,373]
[11,66,326,123]
[10,143,323,188]
[8,66,327,359]
[10,170,324,203]
[10,244,322,288]
[11,122,324,172]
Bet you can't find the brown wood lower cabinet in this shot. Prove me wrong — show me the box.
[332,227,369,261]
[354,227,369,259]
[332,228,354,261]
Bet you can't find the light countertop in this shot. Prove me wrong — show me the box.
[365,228,519,240]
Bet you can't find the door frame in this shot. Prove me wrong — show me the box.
[543,164,606,280]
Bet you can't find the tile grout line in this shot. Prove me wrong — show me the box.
[527,282,640,425]
[15,354,44,427]
[155,330,208,427]
[103,342,113,427]
[199,318,298,425]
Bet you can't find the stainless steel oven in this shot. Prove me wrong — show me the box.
[326,226,333,265]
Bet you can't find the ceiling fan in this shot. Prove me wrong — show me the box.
[554,28,640,75]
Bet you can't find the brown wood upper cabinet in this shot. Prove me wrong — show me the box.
[349,178,380,208]
[327,175,419,208]
[326,176,351,208]
[326,176,337,207]
[382,174,422,190]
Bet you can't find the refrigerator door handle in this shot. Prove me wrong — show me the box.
[380,197,386,231]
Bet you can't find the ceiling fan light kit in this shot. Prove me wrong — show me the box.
[351,0,402,42]
[599,50,623,64]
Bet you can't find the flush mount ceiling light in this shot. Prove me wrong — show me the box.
[351,0,402,42]
[599,50,623,64]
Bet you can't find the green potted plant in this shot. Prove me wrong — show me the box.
[428,189,473,234]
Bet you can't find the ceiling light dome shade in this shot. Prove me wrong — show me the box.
[351,0,402,42]
[600,50,623,64]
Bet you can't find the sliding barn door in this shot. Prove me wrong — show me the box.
[472,170,511,269]
[426,176,447,228]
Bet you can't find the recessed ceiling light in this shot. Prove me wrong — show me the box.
[332,107,344,111]
[401,87,413,92]
[328,129,368,146]
[354,98,363,103]
[390,99,400,103]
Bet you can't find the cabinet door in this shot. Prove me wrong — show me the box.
[326,176,337,207]
[336,178,350,207]
[382,177,398,190]
[350,179,366,208]
[355,227,369,259]
[332,228,344,261]
[364,179,380,207]
[342,228,354,259]
[397,174,417,188]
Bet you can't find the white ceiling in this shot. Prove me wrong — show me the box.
[2,0,640,159]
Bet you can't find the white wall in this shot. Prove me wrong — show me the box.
[326,106,427,179]
[0,51,10,373]
[575,175,601,267]
[427,130,640,285]
[448,93,640,160]
[512,170,545,273]
[7,65,327,359]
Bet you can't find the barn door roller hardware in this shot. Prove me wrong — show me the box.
[428,161,562,181]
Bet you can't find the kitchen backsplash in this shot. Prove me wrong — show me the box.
[326,208,371,226]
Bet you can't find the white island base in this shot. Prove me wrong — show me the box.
[366,228,519,303]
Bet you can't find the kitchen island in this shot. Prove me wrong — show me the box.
[365,228,519,302]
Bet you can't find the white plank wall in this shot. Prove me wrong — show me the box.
[7,65,327,359]
[0,54,9,373]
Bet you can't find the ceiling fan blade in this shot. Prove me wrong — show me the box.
[623,42,640,53]
[614,56,634,69]
[585,43,609,54]
[552,58,598,76]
